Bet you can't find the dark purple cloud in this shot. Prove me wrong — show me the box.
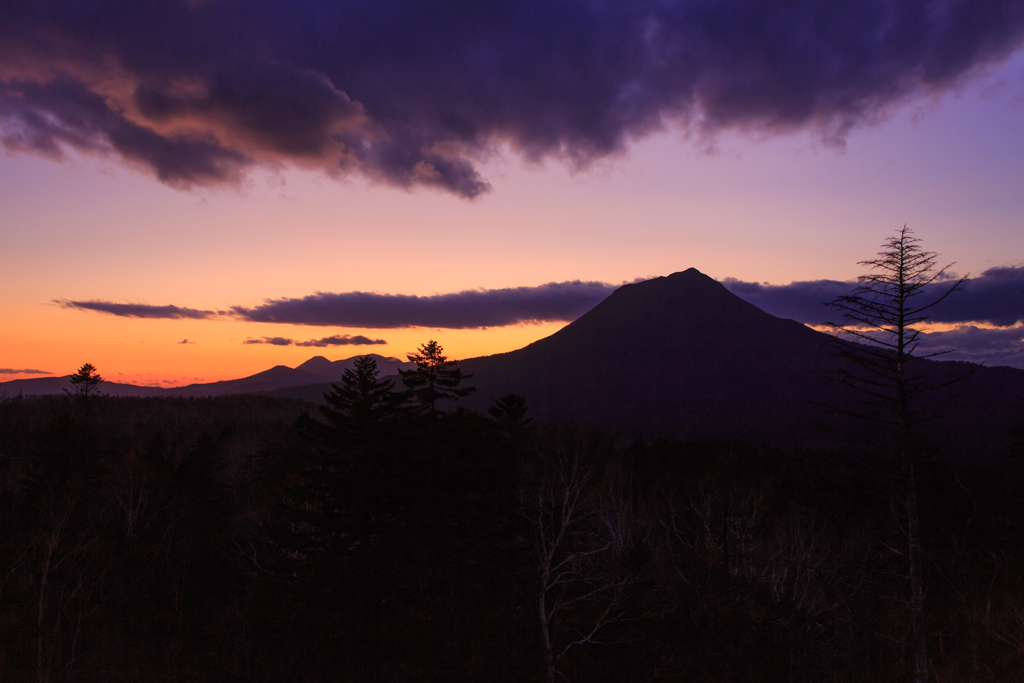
[230,280,618,329]
[915,325,1024,367]
[722,278,855,325]
[58,300,218,320]
[723,266,1024,327]
[243,337,294,346]
[242,335,389,347]
[3,1,1023,196]
[2,77,247,188]
[295,335,387,347]
[177,339,195,345]
[725,266,1024,368]
[0,368,52,375]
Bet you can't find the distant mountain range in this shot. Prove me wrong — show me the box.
[5,269,1022,456]
[0,354,412,399]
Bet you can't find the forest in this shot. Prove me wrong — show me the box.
[2,346,1024,683]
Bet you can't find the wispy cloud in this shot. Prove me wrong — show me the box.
[3,2,1022,196]
[58,300,218,320]
[0,368,52,375]
[177,339,196,344]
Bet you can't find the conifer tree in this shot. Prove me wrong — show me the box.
[66,363,104,397]
[320,355,401,446]
[398,340,475,414]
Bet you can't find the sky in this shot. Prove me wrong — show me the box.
[2,1,1024,387]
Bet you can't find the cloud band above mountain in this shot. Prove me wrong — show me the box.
[230,281,619,329]
[58,267,1024,333]
[243,335,387,347]
[723,265,1024,368]
[722,265,1024,327]
[3,1,1023,196]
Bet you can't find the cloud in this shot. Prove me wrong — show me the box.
[723,266,1024,327]
[724,266,1024,368]
[2,77,247,188]
[57,280,617,328]
[0,368,52,375]
[295,335,387,347]
[58,300,218,319]
[243,337,294,346]
[722,278,855,325]
[925,266,1024,327]
[915,324,1024,367]
[243,334,387,347]
[231,280,618,328]
[3,2,1023,196]
[177,339,195,344]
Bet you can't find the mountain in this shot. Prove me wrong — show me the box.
[295,354,412,378]
[0,353,413,399]
[457,268,836,445]
[456,268,1023,455]
[163,353,412,397]
[0,375,166,397]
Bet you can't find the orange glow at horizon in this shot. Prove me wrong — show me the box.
[1,297,570,386]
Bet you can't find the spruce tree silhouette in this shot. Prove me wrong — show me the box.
[398,340,475,414]
[320,355,401,445]
[66,363,104,397]
[825,225,968,683]
[489,393,533,438]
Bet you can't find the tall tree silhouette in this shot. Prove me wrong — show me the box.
[66,363,103,397]
[398,340,474,414]
[490,393,533,438]
[825,225,967,683]
[320,355,401,446]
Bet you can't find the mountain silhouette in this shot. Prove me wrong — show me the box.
[457,268,1023,455]
[0,353,412,399]
[163,353,412,397]
[458,268,836,445]
[0,375,167,397]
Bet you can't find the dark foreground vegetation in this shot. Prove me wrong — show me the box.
[2,388,1024,683]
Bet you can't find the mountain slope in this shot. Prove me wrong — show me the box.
[458,268,1023,454]
[459,268,835,443]
[164,353,411,397]
[0,354,412,399]
[0,375,167,397]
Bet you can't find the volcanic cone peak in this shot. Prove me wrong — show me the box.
[460,268,834,443]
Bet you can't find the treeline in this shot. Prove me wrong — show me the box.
[2,385,1024,681]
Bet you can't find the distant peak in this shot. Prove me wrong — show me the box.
[296,356,334,373]
[669,267,709,278]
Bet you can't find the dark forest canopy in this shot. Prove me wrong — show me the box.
[2,391,1024,682]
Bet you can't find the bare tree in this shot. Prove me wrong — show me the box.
[521,441,642,683]
[826,225,967,683]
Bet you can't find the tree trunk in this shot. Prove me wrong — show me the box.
[538,570,555,683]
[904,457,928,683]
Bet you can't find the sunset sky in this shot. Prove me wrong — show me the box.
[3,2,1024,386]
